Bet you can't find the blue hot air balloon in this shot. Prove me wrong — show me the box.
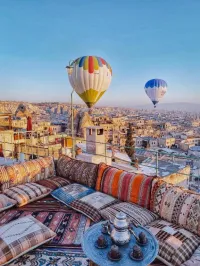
[144,79,168,108]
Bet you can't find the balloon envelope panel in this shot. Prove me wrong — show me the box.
[68,56,112,108]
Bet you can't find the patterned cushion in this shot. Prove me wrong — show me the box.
[51,183,95,206]
[95,164,154,209]
[36,176,72,190]
[56,155,98,188]
[147,219,200,266]
[100,202,159,226]
[0,215,56,265]
[70,192,118,222]
[182,245,200,265]
[0,157,55,191]
[4,183,51,207]
[0,166,10,192]
[150,180,200,237]
[95,163,110,191]
[0,194,16,212]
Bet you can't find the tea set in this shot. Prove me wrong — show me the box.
[95,211,148,261]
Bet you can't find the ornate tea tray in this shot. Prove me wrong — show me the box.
[82,221,158,266]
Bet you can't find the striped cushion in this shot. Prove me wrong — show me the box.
[4,183,51,207]
[100,202,159,226]
[0,157,55,191]
[0,215,56,265]
[96,164,154,209]
[0,194,16,212]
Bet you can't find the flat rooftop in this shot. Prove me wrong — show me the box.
[190,146,200,152]
[141,158,187,177]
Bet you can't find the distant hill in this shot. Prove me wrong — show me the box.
[135,102,200,112]
[0,101,42,115]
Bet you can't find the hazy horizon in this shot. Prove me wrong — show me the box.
[1,99,200,112]
[0,1,200,105]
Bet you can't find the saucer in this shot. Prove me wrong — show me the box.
[129,251,144,261]
[107,251,122,261]
[94,240,108,249]
[136,238,148,246]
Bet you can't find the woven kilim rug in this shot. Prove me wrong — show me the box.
[0,197,91,248]
[8,248,90,266]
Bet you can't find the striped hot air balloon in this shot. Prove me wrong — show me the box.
[67,56,112,108]
[144,79,168,108]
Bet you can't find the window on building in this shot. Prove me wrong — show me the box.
[97,129,103,135]
[89,128,92,135]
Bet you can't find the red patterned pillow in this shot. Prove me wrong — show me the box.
[36,176,72,190]
[95,165,154,209]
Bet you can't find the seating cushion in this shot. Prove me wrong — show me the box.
[147,219,200,266]
[36,176,72,190]
[70,192,118,222]
[100,202,159,226]
[56,155,98,188]
[182,245,200,265]
[0,157,55,191]
[150,180,200,237]
[0,194,16,212]
[51,183,95,205]
[4,183,51,207]
[0,209,92,249]
[0,215,56,265]
[96,163,154,209]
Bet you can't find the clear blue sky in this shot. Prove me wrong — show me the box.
[0,0,200,107]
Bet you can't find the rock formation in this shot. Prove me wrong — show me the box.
[67,109,94,138]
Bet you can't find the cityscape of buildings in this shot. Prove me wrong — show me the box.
[0,100,199,193]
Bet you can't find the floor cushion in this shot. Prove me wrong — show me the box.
[51,183,95,206]
[100,202,159,226]
[95,163,154,209]
[36,176,72,190]
[0,209,91,248]
[56,155,98,188]
[0,194,16,212]
[150,180,200,237]
[35,157,55,179]
[182,245,200,266]
[70,191,119,222]
[0,215,56,265]
[4,183,51,207]
[147,219,200,266]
